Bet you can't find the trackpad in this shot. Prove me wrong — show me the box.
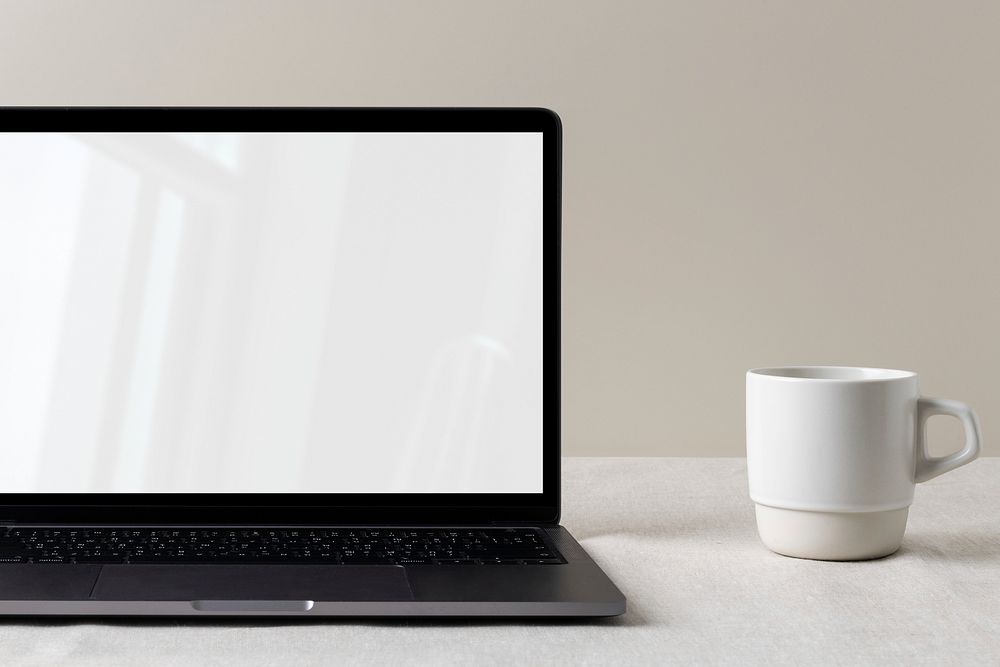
[91,565,413,601]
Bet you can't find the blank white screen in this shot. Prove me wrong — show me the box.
[0,132,543,493]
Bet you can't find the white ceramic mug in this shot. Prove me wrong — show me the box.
[746,366,982,561]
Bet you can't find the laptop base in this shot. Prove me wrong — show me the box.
[0,526,625,617]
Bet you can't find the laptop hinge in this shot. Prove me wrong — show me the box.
[490,521,558,527]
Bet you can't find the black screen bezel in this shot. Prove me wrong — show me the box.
[0,107,561,525]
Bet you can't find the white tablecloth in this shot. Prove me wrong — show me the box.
[3,458,999,665]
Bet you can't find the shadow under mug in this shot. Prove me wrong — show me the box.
[746,366,982,561]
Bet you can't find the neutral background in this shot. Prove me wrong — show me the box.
[1,0,996,456]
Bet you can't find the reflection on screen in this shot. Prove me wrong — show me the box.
[0,132,543,493]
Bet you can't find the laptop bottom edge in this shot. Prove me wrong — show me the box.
[0,599,625,617]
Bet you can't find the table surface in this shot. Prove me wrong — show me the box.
[3,457,999,666]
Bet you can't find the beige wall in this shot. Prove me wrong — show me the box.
[2,1,997,456]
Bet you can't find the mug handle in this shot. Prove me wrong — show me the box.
[915,397,982,483]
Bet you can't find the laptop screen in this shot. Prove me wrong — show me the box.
[0,130,544,495]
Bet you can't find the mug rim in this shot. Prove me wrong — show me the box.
[747,366,916,382]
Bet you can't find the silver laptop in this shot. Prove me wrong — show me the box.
[0,107,625,616]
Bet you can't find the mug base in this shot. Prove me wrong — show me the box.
[754,504,909,561]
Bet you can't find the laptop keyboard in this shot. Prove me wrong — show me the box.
[0,527,563,565]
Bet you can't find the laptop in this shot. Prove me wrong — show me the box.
[0,107,625,616]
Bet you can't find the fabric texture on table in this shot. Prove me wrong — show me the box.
[2,457,998,666]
